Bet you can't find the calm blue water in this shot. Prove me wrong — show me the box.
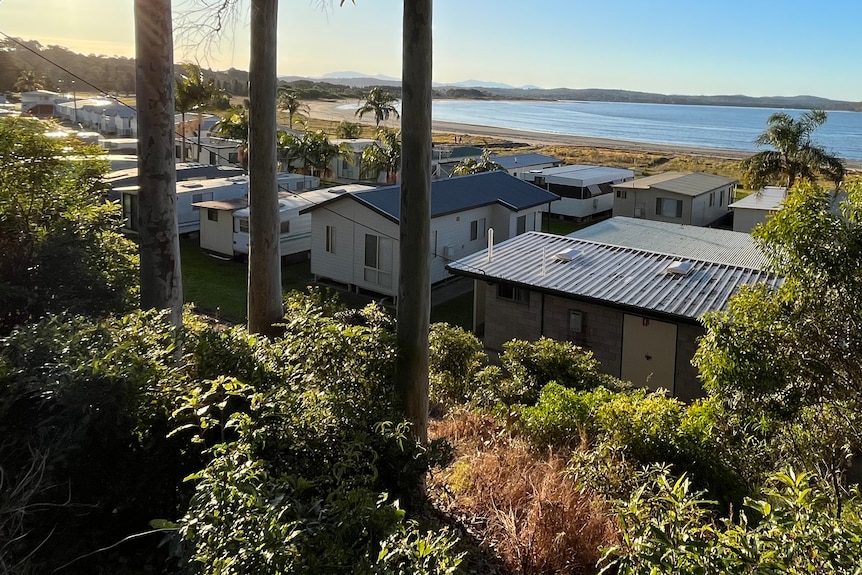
[426,100,862,161]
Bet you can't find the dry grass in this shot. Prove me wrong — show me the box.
[429,411,618,575]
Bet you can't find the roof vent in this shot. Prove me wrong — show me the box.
[554,248,582,262]
[665,260,693,276]
[180,182,203,189]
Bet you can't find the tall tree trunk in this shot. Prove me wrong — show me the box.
[247,0,283,336]
[134,0,183,329]
[397,0,432,444]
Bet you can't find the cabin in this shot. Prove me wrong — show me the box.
[446,231,780,401]
[523,164,635,221]
[116,172,319,235]
[300,171,559,300]
[612,172,737,227]
[728,186,787,233]
[194,184,374,260]
[489,153,563,180]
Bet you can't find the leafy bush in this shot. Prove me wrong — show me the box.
[0,310,194,571]
[499,337,621,405]
[520,383,616,448]
[428,323,487,411]
[0,117,138,333]
[602,469,862,575]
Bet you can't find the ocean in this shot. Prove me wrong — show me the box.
[425,100,862,161]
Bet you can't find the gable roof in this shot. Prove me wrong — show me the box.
[533,164,635,186]
[300,171,559,222]
[613,172,737,196]
[447,231,780,322]
[489,153,562,170]
[569,217,769,269]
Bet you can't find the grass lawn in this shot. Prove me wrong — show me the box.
[180,237,316,323]
[181,237,476,328]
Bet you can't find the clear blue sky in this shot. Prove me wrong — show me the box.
[2,0,860,101]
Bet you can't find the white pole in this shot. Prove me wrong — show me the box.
[487,227,494,262]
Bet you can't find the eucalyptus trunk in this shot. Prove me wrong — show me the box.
[134,0,183,329]
[247,0,283,336]
[397,0,432,444]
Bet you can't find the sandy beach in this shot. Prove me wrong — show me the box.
[305,99,756,161]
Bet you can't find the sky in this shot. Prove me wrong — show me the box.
[2,0,861,101]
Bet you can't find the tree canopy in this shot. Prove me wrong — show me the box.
[741,109,845,190]
[355,86,400,127]
[0,117,138,334]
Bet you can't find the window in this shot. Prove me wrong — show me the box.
[209,151,217,164]
[228,152,238,163]
[569,310,583,334]
[238,218,249,233]
[470,217,486,241]
[656,197,683,218]
[325,225,335,254]
[280,220,290,234]
[709,192,715,207]
[207,208,219,222]
[516,214,527,235]
[616,189,627,199]
[363,233,393,287]
[720,189,724,206]
[497,283,529,303]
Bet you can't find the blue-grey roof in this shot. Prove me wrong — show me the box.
[569,217,769,269]
[489,153,562,170]
[301,171,559,222]
[447,231,781,322]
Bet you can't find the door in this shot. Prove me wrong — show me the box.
[621,314,677,393]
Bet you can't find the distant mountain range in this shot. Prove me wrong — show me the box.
[277,72,861,112]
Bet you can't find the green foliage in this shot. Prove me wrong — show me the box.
[602,469,862,574]
[336,120,363,139]
[278,129,345,177]
[276,88,310,129]
[499,337,621,405]
[520,383,615,448]
[0,311,193,570]
[741,109,844,189]
[428,323,487,410]
[355,87,400,127]
[362,128,402,183]
[451,149,505,176]
[0,117,138,333]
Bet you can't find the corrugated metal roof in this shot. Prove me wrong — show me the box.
[542,165,635,186]
[569,217,769,269]
[447,231,781,321]
[193,198,248,211]
[613,172,686,190]
[729,187,787,211]
[652,172,737,196]
[301,171,559,221]
[489,153,562,170]
[233,184,373,217]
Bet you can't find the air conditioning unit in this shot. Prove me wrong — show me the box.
[634,207,643,218]
[443,244,455,258]
[554,248,582,262]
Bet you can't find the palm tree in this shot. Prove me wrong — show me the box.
[361,128,401,183]
[355,87,400,127]
[212,105,250,170]
[276,130,302,172]
[451,149,505,176]
[276,88,310,129]
[742,109,845,190]
[14,70,43,92]
[336,120,362,139]
[175,62,220,161]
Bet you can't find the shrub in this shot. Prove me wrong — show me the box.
[499,337,621,405]
[520,383,616,448]
[428,323,487,411]
[602,469,862,575]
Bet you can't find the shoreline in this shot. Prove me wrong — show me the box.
[305,99,862,169]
